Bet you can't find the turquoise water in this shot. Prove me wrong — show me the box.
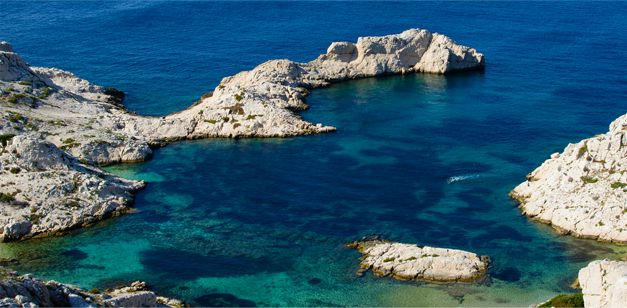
[1,1,627,306]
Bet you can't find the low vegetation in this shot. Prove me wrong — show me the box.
[0,192,15,203]
[539,293,584,308]
[580,176,598,184]
[0,134,15,146]
[577,143,588,158]
[610,182,626,189]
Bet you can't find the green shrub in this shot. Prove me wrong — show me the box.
[581,176,598,184]
[383,257,395,262]
[9,167,20,174]
[539,293,584,308]
[205,119,217,124]
[8,112,24,123]
[0,193,14,203]
[234,92,244,102]
[38,87,51,99]
[0,134,15,146]
[577,144,588,158]
[18,80,32,86]
[7,93,27,104]
[611,182,626,189]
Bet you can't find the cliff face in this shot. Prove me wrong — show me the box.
[0,29,484,241]
[579,260,627,308]
[511,114,627,243]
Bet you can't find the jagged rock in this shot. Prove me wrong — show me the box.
[0,270,182,308]
[347,239,489,283]
[0,136,144,241]
[0,29,483,240]
[579,260,627,308]
[103,292,156,307]
[511,114,627,243]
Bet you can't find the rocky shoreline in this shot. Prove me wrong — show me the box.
[0,269,183,307]
[0,29,484,241]
[347,239,489,283]
[511,114,627,243]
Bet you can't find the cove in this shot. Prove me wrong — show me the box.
[1,73,625,306]
[1,1,626,306]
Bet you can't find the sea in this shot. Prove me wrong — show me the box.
[1,1,626,306]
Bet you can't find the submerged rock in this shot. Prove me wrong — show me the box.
[0,269,183,307]
[0,29,483,240]
[347,239,489,283]
[510,114,627,243]
[578,259,627,308]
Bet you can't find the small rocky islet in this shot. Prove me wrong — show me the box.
[347,239,489,283]
[1,28,626,307]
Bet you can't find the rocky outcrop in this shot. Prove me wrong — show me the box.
[347,239,489,283]
[579,260,627,308]
[510,114,627,243]
[0,30,483,240]
[0,136,144,241]
[0,269,183,307]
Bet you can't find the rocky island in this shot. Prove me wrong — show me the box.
[0,29,484,241]
[347,239,489,283]
[511,114,627,243]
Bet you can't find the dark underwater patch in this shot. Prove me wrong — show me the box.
[194,293,256,307]
[141,210,171,223]
[492,266,522,282]
[308,277,322,285]
[60,249,88,261]
[140,248,288,280]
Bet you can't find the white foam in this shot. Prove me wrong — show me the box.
[447,174,482,184]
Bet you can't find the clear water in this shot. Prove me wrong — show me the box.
[1,1,627,306]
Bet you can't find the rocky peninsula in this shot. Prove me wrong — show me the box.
[510,114,627,243]
[0,269,183,307]
[0,29,484,241]
[347,239,489,283]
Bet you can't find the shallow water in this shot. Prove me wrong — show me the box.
[1,1,627,306]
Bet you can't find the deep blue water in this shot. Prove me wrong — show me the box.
[1,1,627,306]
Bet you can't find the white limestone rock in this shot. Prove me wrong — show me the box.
[579,259,627,308]
[511,114,627,243]
[0,271,181,308]
[348,239,489,283]
[0,136,144,241]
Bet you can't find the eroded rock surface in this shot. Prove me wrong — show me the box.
[0,30,483,240]
[0,136,143,241]
[0,270,183,307]
[348,239,489,283]
[579,259,627,308]
[511,114,627,243]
